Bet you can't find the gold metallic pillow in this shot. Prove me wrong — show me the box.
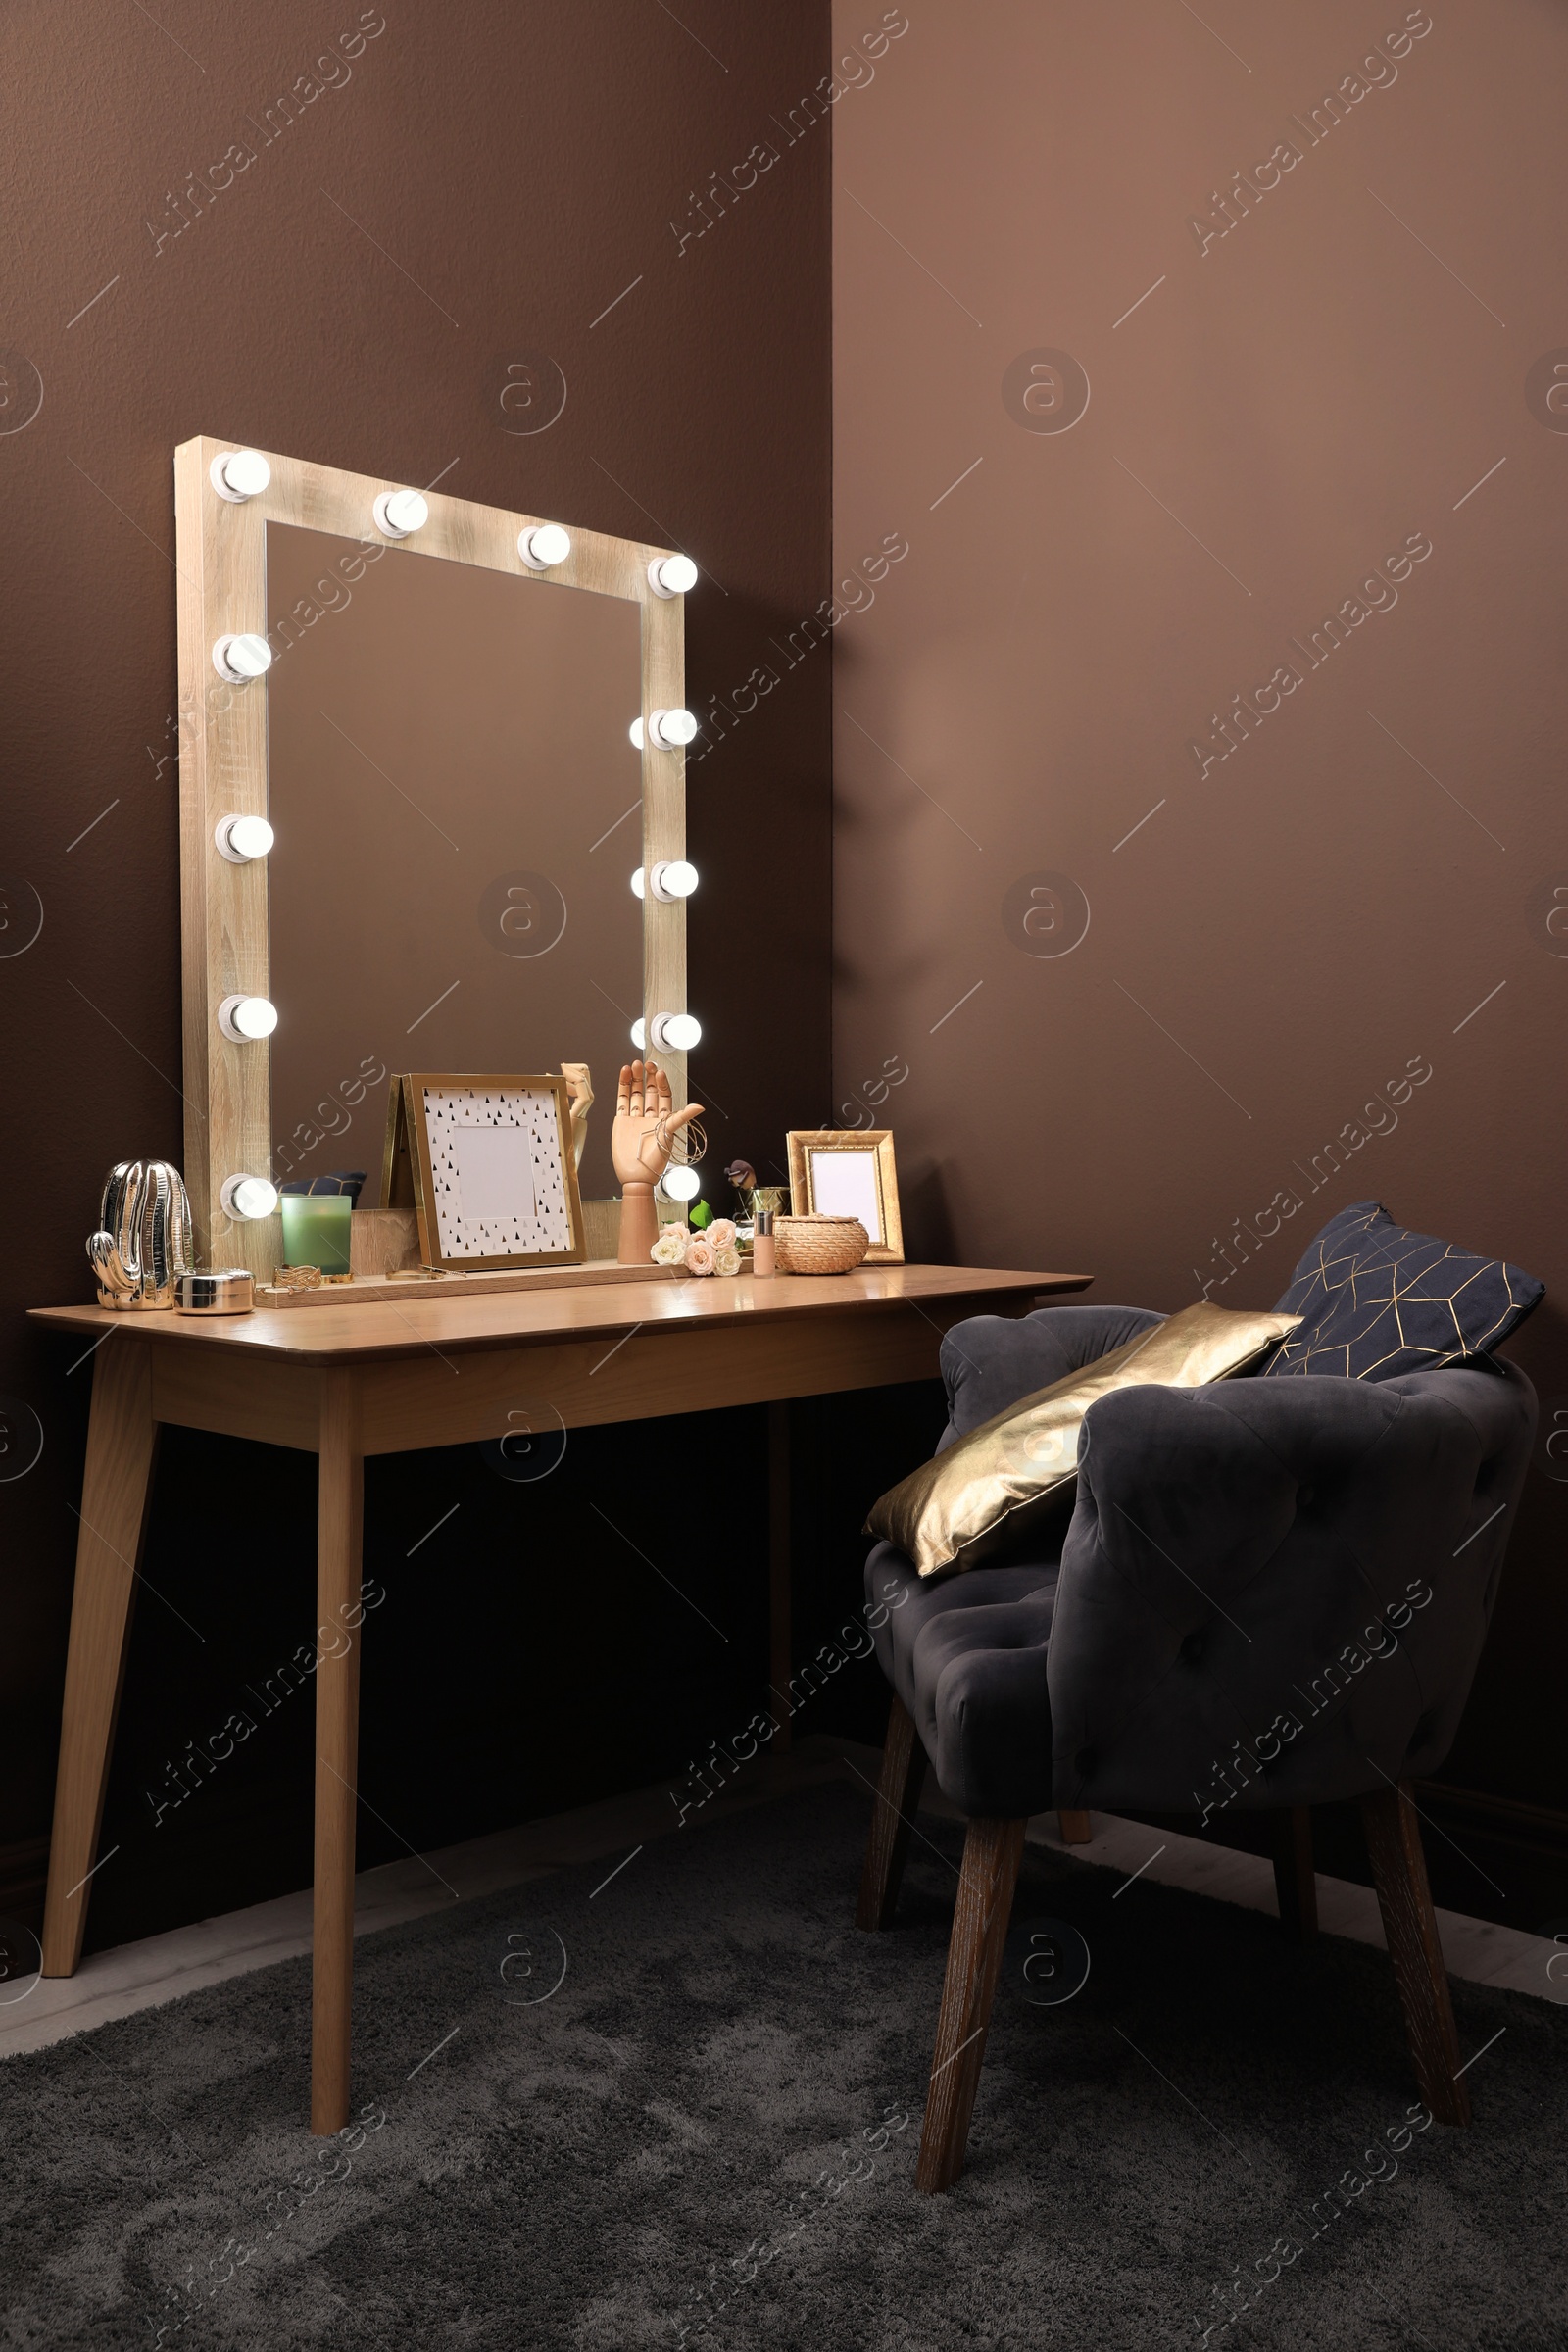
[866,1302,1300,1579]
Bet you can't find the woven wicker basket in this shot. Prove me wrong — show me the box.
[774,1214,870,1275]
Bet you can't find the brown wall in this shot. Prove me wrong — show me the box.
[832,0,1568,1816]
[0,1,831,1935]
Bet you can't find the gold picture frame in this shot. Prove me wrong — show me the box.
[383,1073,586,1271]
[786,1129,904,1262]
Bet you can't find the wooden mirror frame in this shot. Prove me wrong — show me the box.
[174,435,688,1278]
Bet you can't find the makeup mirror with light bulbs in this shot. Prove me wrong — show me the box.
[175,436,695,1279]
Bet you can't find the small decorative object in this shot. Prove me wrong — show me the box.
[280,1192,353,1276]
[381,1073,586,1270]
[612,1059,704,1265]
[725,1157,782,1224]
[273,1262,323,1290]
[774,1215,870,1276]
[786,1130,903,1262]
[752,1207,776,1279]
[86,1161,194,1310]
[175,1269,255,1316]
[561,1063,594,1171]
[650,1213,742,1279]
[349,1207,421,1279]
[578,1199,622,1261]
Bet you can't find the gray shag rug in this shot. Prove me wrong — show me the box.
[3,1782,1565,2351]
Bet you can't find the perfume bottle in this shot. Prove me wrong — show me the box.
[752,1208,776,1278]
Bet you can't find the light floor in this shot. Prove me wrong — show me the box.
[2,1735,1560,2061]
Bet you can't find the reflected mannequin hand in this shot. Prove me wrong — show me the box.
[561,1062,594,1171]
[613,1059,704,1263]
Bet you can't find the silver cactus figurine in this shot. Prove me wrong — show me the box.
[87,1160,194,1310]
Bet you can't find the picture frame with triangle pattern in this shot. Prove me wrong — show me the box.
[382,1073,586,1271]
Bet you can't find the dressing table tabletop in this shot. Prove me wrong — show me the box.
[31,1260,1090,2132]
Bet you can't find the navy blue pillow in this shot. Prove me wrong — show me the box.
[1265,1200,1543,1380]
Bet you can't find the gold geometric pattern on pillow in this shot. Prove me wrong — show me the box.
[865,1301,1300,1580]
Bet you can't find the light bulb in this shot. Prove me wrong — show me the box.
[220,1173,278,1220]
[219,993,278,1042]
[212,632,272,683]
[649,859,698,902]
[210,448,271,502]
[648,553,699,598]
[630,1017,647,1051]
[628,717,645,751]
[373,488,429,539]
[630,867,647,899]
[647,708,698,750]
[661,1165,701,1202]
[649,1009,701,1052]
[215,813,275,863]
[518,522,571,569]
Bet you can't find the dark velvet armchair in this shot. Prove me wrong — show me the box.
[856,1304,1537,2192]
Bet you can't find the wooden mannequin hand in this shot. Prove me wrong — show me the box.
[612,1059,703,1191]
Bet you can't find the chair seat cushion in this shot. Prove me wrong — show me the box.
[1265,1200,1544,1379]
[865,1541,1058,1818]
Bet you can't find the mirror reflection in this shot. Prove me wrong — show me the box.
[264,523,644,1205]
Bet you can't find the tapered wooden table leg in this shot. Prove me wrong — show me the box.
[312,1370,364,2135]
[1057,1810,1092,1845]
[41,1337,159,1977]
[1361,1781,1468,2127]
[768,1400,792,1750]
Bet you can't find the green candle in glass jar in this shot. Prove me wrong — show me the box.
[279,1194,353,1276]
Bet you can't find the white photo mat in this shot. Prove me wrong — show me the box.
[808,1148,885,1244]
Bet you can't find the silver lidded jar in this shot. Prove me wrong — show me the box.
[174,1269,254,1316]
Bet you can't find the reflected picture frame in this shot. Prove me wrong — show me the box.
[786,1129,903,1262]
[384,1072,586,1271]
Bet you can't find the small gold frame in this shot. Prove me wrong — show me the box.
[383,1073,586,1271]
[785,1129,904,1262]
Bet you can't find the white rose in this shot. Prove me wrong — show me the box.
[651,1228,688,1265]
[712,1245,741,1277]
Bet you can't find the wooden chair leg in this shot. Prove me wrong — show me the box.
[856,1693,928,1930]
[1057,1810,1092,1845]
[1270,1805,1318,1940]
[915,1816,1026,2194]
[1360,1781,1469,2128]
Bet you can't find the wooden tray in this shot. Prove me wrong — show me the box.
[254,1258,669,1310]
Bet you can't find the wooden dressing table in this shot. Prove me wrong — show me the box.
[33,1260,1088,2132]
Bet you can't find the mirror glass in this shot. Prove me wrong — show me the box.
[264,524,644,1206]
